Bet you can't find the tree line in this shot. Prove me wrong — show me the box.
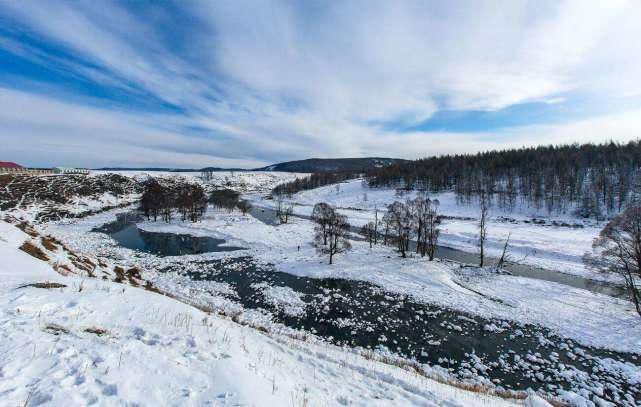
[366,141,641,219]
[272,171,360,197]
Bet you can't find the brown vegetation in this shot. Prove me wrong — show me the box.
[18,282,67,289]
[19,241,49,261]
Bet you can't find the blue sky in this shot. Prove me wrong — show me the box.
[1,0,641,168]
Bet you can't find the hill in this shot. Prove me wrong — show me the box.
[95,157,405,174]
[256,157,406,173]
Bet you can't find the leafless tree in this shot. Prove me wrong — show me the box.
[495,232,512,270]
[237,200,252,215]
[361,221,377,248]
[201,169,214,182]
[176,184,207,222]
[210,189,240,212]
[312,202,333,245]
[424,198,441,261]
[315,207,351,264]
[387,200,414,257]
[381,211,393,245]
[585,206,641,316]
[373,205,379,245]
[412,196,427,255]
[478,189,490,267]
[275,194,293,224]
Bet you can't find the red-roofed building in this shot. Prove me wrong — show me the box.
[0,161,22,169]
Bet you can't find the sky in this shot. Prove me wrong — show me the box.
[1,0,641,169]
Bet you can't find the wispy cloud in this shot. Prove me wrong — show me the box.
[0,0,640,167]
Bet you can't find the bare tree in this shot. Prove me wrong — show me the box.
[274,194,293,224]
[315,207,351,264]
[360,221,377,248]
[237,199,252,215]
[281,202,294,223]
[201,169,214,182]
[210,189,240,212]
[373,205,379,245]
[412,196,427,255]
[495,232,512,270]
[478,189,490,267]
[381,211,393,245]
[424,198,440,261]
[312,202,333,245]
[585,206,641,316]
[387,200,414,258]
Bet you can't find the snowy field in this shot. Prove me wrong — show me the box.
[253,179,613,283]
[3,171,640,405]
[49,205,641,356]
[1,221,524,406]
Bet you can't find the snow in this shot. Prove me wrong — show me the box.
[0,219,521,406]
[252,283,307,317]
[46,203,641,356]
[3,170,638,404]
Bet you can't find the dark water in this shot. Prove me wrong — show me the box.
[163,256,640,405]
[94,213,243,256]
[250,205,628,298]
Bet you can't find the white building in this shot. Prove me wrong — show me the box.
[53,167,90,175]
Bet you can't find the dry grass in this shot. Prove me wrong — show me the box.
[40,236,59,251]
[84,327,109,336]
[113,266,125,283]
[19,241,49,261]
[13,219,39,237]
[18,282,66,289]
[54,264,72,276]
[43,323,69,335]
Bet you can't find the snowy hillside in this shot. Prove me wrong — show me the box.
[0,220,528,406]
[92,170,303,194]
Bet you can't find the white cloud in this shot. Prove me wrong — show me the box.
[0,0,640,167]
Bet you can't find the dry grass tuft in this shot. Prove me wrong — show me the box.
[113,266,125,283]
[18,282,66,289]
[54,264,72,276]
[19,241,49,261]
[84,327,109,336]
[13,220,39,237]
[44,323,69,335]
[40,236,59,251]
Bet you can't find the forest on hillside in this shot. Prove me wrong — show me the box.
[365,141,641,218]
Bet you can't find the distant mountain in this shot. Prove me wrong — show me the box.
[95,157,405,174]
[254,157,407,173]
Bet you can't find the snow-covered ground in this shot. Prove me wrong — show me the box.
[1,220,529,406]
[46,204,641,357]
[4,171,640,405]
[253,179,613,283]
